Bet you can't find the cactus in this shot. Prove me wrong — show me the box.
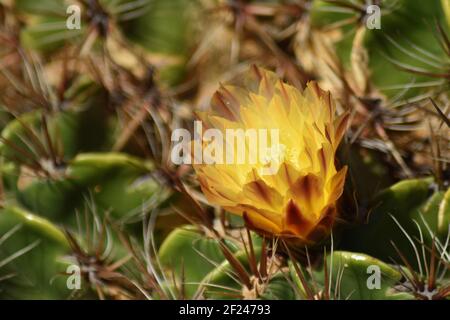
[0,0,449,301]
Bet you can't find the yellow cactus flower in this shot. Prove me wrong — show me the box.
[193,67,349,242]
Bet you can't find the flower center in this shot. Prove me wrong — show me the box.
[258,143,286,176]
